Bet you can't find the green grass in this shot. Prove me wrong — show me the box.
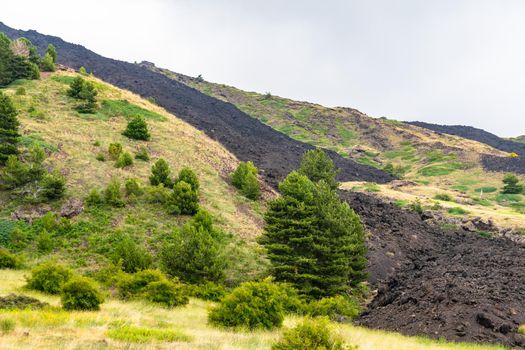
[51,75,76,85]
[424,150,457,163]
[448,207,469,215]
[106,325,192,343]
[474,187,497,194]
[451,185,469,192]
[434,193,453,201]
[496,193,522,203]
[364,183,381,192]
[357,156,381,168]
[19,134,58,152]
[393,199,409,208]
[418,162,464,177]
[96,99,167,121]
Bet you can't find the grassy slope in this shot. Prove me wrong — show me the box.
[155,68,525,231]
[0,71,266,274]
[0,270,504,350]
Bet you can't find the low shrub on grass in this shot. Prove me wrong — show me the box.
[0,294,48,310]
[187,282,227,302]
[26,261,74,294]
[104,179,125,207]
[272,317,355,350]
[108,143,122,160]
[135,146,150,161]
[95,153,105,161]
[307,295,360,321]
[434,193,453,201]
[0,319,15,334]
[117,269,165,299]
[208,281,285,330]
[0,248,20,269]
[448,207,469,215]
[143,280,189,307]
[145,184,169,204]
[115,151,133,168]
[61,277,104,311]
[364,182,380,192]
[409,199,423,214]
[125,178,144,197]
[112,236,152,273]
[122,116,151,141]
[86,188,103,206]
[106,326,192,343]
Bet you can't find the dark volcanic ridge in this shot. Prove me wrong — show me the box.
[0,22,393,187]
[408,121,525,175]
[343,191,525,348]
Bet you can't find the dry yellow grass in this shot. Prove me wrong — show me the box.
[1,72,264,241]
[0,270,505,350]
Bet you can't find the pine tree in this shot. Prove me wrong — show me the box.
[67,77,84,98]
[298,148,339,189]
[0,92,20,165]
[46,44,57,63]
[150,158,172,187]
[76,81,97,113]
[40,52,55,72]
[176,167,199,192]
[167,181,199,215]
[122,116,150,141]
[259,171,321,297]
[502,173,523,194]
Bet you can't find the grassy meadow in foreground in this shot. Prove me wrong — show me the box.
[0,270,505,350]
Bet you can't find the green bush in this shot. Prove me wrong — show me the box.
[40,172,66,200]
[448,207,469,215]
[143,280,189,307]
[36,229,53,253]
[61,277,104,311]
[0,294,48,310]
[167,181,199,215]
[135,146,150,161]
[26,261,73,294]
[95,153,105,161]
[122,116,151,141]
[307,295,360,321]
[0,248,20,269]
[272,317,354,350]
[145,184,169,204]
[176,167,199,192]
[408,199,423,214]
[108,143,123,160]
[149,158,172,187]
[231,161,261,200]
[40,52,55,72]
[15,87,26,96]
[104,179,125,207]
[112,236,152,273]
[502,173,523,194]
[75,81,98,114]
[115,151,133,168]
[117,269,165,299]
[0,92,20,166]
[79,67,88,76]
[125,178,143,197]
[86,188,103,206]
[434,193,453,201]
[0,319,15,334]
[187,282,226,302]
[298,148,339,189]
[67,77,84,98]
[208,281,284,330]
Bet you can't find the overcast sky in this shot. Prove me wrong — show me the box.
[3,0,525,136]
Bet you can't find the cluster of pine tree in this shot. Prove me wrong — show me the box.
[0,33,57,86]
[67,76,97,113]
[260,149,366,299]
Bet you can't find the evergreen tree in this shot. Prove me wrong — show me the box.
[176,167,199,192]
[76,81,97,113]
[46,44,57,63]
[40,52,55,72]
[231,161,261,200]
[122,116,150,140]
[0,92,20,165]
[259,171,321,297]
[67,77,84,98]
[149,158,172,187]
[167,181,199,215]
[298,148,339,190]
[161,220,226,284]
[502,173,523,194]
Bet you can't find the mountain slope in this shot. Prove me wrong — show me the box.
[0,22,392,187]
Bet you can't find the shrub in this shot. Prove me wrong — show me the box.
[115,151,133,168]
[67,77,85,98]
[40,172,66,200]
[187,282,226,302]
[125,178,143,197]
[0,248,20,269]
[298,148,339,189]
[0,92,20,165]
[143,280,189,307]
[208,281,284,330]
[448,207,469,215]
[272,317,354,350]
[502,173,523,194]
[149,158,172,187]
[0,319,15,334]
[408,199,423,214]
[104,179,125,207]
[231,161,261,200]
[46,44,57,63]
[61,277,104,311]
[434,193,453,201]
[40,52,55,72]
[161,221,225,284]
[0,294,48,310]
[364,182,380,192]
[117,269,165,299]
[108,143,123,160]
[167,181,199,215]
[176,167,199,192]
[86,188,103,206]
[36,229,53,253]
[135,146,149,161]
[112,236,152,273]
[145,184,169,204]
[122,116,150,141]
[75,81,97,113]
[307,295,360,321]
[95,153,105,161]
[15,87,26,95]
[26,261,73,294]
[79,66,88,76]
